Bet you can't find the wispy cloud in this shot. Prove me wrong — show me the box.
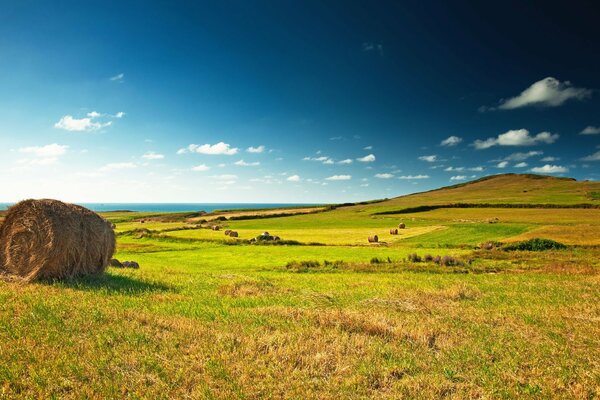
[374,173,394,179]
[287,175,301,182]
[362,42,383,55]
[418,155,438,162]
[502,150,544,161]
[357,154,376,162]
[514,162,528,168]
[450,175,466,181]
[398,174,429,180]
[100,162,137,172]
[473,129,558,149]
[484,77,592,110]
[19,143,68,157]
[191,164,210,172]
[177,142,238,155]
[440,136,462,147]
[581,151,600,162]
[325,175,352,181]
[234,160,260,167]
[142,152,164,160]
[246,145,265,153]
[54,114,113,132]
[496,161,509,168]
[110,73,124,82]
[580,126,600,135]
[364,145,373,150]
[530,164,569,173]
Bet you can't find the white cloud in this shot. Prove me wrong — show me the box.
[580,126,600,135]
[418,155,438,162]
[495,77,592,110]
[440,136,462,147]
[304,155,334,164]
[541,156,559,162]
[142,152,164,160]
[398,175,429,180]
[110,73,124,82]
[362,42,383,55]
[357,154,376,162]
[234,160,260,167]
[325,175,352,181]
[375,173,394,179]
[581,151,600,162]
[530,164,569,173]
[364,145,373,150]
[469,166,484,171]
[54,115,111,132]
[287,175,301,182]
[503,150,544,161]
[211,174,238,184]
[338,159,353,165]
[450,175,466,181]
[473,129,559,149]
[444,166,464,172]
[115,111,126,118]
[177,142,238,155]
[100,162,137,172]
[87,111,101,118]
[496,161,509,168]
[514,162,528,168]
[19,143,68,157]
[191,164,210,172]
[246,145,265,153]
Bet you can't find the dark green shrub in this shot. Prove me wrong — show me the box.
[503,238,567,251]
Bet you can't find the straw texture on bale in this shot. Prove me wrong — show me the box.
[0,199,116,281]
[368,235,379,243]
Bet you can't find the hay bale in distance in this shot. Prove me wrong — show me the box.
[228,231,239,238]
[212,225,221,231]
[122,261,140,269]
[109,258,124,268]
[389,228,399,235]
[224,229,232,236]
[0,199,116,282]
[368,235,379,243]
[398,223,406,229]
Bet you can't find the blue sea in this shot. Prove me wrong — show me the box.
[0,202,320,213]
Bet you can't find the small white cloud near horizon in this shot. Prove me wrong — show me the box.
[325,175,352,181]
[110,73,124,82]
[444,166,464,172]
[450,175,466,181]
[418,155,438,162]
[398,174,429,180]
[177,142,239,155]
[473,129,558,149]
[541,156,559,162]
[246,145,265,153]
[191,164,210,172]
[357,154,376,162]
[580,126,600,135]
[496,161,509,168]
[338,159,353,165]
[440,136,463,147]
[514,162,528,168]
[530,164,569,173]
[234,160,260,167]
[287,175,301,182]
[375,173,394,179]
[489,77,592,110]
[142,152,164,160]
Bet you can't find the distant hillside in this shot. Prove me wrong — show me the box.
[357,174,600,214]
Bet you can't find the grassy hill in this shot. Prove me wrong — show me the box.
[356,174,600,215]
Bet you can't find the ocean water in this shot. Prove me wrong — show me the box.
[0,202,320,213]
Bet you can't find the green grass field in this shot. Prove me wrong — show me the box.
[1,174,600,398]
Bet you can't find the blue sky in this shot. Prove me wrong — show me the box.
[1,1,599,203]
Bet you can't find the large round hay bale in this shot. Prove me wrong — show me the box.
[398,223,406,229]
[229,231,239,238]
[0,199,116,281]
[368,235,379,243]
[389,228,399,235]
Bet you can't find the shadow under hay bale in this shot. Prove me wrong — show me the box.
[0,199,116,282]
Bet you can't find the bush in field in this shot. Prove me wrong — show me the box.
[370,257,392,264]
[285,260,321,272]
[440,255,459,267]
[407,253,422,263]
[423,254,433,262]
[503,238,567,251]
